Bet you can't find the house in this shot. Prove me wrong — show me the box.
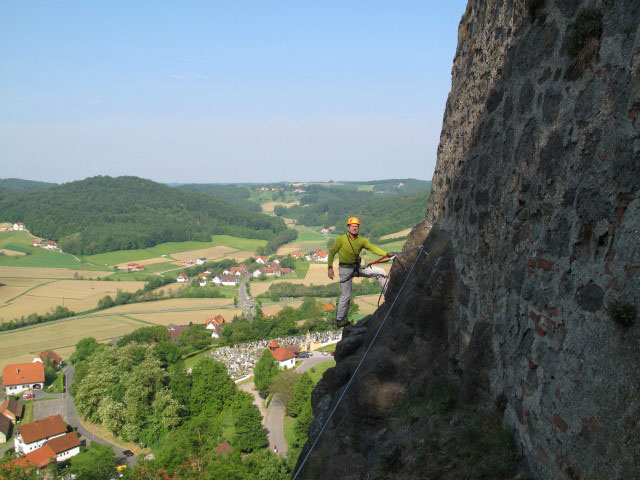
[32,239,46,248]
[13,222,25,231]
[3,363,45,395]
[33,350,62,367]
[126,263,144,272]
[0,414,11,443]
[290,252,303,259]
[179,260,193,266]
[262,267,282,277]
[252,269,263,278]
[203,268,213,275]
[279,267,293,275]
[214,441,234,458]
[206,315,225,330]
[212,274,239,286]
[321,304,335,313]
[255,256,268,264]
[177,273,189,283]
[229,265,248,275]
[166,324,191,343]
[294,188,306,193]
[264,341,297,369]
[10,432,80,469]
[199,278,207,287]
[196,257,207,265]
[320,228,329,234]
[15,414,67,454]
[44,241,57,250]
[0,397,24,423]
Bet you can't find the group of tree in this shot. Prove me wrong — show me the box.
[264,279,380,301]
[64,327,293,479]
[0,305,75,333]
[0,176,287,255]
[176,183,262,213]
[273,181,430,240]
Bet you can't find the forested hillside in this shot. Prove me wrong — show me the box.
[0,178,56,192]
[176,184,262,213]
[276,182,430,239]
[0,176,287,255]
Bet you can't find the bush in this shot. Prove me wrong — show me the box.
[607,300,636,327]
[566,8,603,58]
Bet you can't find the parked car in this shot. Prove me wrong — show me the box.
[122,450,134,457]
[298,352,311,358]
[322,351,329,356]
[22,392,35,400]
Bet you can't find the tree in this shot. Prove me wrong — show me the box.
[190,359,235,416]
[270,369,299,407]
[69,337,99,364]
[292,400,313,447]
[177,324,211,351]
[287,372,314,417]
[233,400,268,452]
[69,442,117,480]
[253,350,280,397]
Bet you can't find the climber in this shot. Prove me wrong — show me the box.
[327,217,394,327]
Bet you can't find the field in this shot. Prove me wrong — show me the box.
[354,294,385,314]
[99,297,235,314]
[115,257,171,269]
[83,235,266,266]
[171,245,237,262]
[261,201,300,212]
[380,228,412,240]
[0,315,148,370]
[260,301,302,317]
[0,267,111,279]
[0,248,25,256]
[125,307,244,326]
[0,279,145,322]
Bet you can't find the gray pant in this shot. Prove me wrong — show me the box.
[337,265,388,321]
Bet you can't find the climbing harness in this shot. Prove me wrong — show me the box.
[292,244,427,480]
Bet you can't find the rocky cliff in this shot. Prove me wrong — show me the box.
[296,1,639,478]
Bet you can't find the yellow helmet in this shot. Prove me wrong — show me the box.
[347,217,360,225]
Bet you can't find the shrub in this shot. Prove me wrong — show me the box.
[607,300,636,327]
[566,8,603,58]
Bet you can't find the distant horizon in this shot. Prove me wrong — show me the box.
[2,2,467,183]
[1,175,432,186]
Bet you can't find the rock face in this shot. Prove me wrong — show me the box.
[296,1,640,479]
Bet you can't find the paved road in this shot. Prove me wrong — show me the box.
[237,274,254,317]
[262,352,335,455]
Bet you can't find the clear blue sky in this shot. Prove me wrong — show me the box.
[1,1,468,184]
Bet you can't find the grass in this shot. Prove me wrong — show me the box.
[83,235,266,266]
[45,370,65,394]
[305,360,335,383]
[296,231,330,243]
[317,343,337,353]
[283,415,296,448]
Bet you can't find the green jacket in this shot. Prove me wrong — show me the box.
[328,234,387,268]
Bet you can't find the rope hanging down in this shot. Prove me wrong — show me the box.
[292,245,427,480]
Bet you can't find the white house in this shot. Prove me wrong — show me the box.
[264,341,297,369]
[10,431,80,470]
[199,278,207,287]
[177,273,189,283]
[213,274,239,286]
[3,363,44,395]
[196,257,207,265]
[252,269,263,278]
[13,222,25,231]
[44,241,57,250]
[255,256,268,264]
[14,415,67,454]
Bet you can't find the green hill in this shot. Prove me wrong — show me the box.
[0,178,57,191]
[0,176,287,255]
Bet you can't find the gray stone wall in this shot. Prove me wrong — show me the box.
[428,0,640,477]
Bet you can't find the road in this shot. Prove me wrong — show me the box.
[237,273,254,317]
[261,352,335,455]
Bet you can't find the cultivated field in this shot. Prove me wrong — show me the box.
[0,280,145,322]
[380,228,412,240]
[0,248,25,256]
[171,245,237,262]
[261,201,299,212]
[99,297,234,315]
[125,307,244,326]
[354,294,385,314]
[0,267,111,279]
[116,257,172,269]
[0,315,147,370]
[261,302,302,316]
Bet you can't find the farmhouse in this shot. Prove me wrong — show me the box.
[13,222,25,231]
[255,256,268,264]
[196,257,207,265]
[206,316,225,339]
[213,274,239,286]
[2,363,45,395]
[177,273,189,283]
[0,397,24,423]
[10,432,80,469]
[32,239,46,248]
[126,263,145,272]
[33,350,62,367]
[44,241,57,250]
[264,341,296,369]
[14,414,67,454]
[0,414,11,443]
